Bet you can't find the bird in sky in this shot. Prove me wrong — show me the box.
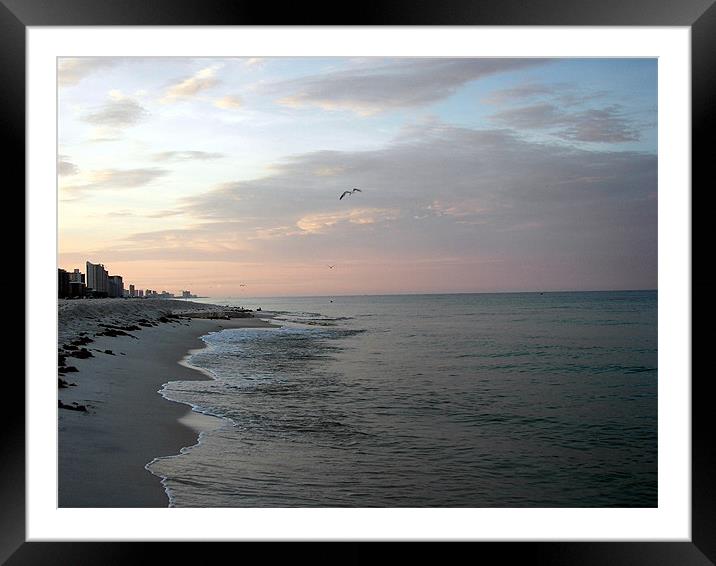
[239,284,247,287]
[327,265,335,269]
[339,188,362,200]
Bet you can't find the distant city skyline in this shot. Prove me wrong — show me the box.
[59,259,199,299]
[58,57,657,297]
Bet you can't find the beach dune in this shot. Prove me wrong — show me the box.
[57,299,275,507]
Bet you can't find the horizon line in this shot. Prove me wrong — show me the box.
[191,288,658,300]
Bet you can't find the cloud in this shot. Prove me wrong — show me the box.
[491,103,641,143]
[484,80,641,143]
[491,103,563,129]
[296,208,399,234]
[166,120,655,282]
[145,209,186,218]
[82,119,654,291]
[484,82,562,104]
[181,181,246,217]
[61,168,169,197]
[58,155,79,176]
[105,210,136,218]
[181,122,655,226]
[96,222,254,261]
[58,58,116,87]
[271,58,548,115]
[213,95,243,109]
[161,64,222,103]
[484,81,609,108]
[82,91,148,132]
[152,151,226,162]
[313,166,346,177]
[427,199,489,221]
[555,107,642,142]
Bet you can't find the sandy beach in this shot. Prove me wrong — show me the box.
[58,299,276,507]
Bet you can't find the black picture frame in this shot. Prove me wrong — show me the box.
[6,1,708,563]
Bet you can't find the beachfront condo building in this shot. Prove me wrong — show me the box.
[69,269,85,284]
[58,269,70,298]
[108,275,124,298]
[86,261,109,294]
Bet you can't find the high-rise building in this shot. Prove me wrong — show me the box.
[108,275,124,298]
[129,284,136,297]
[86,261,109,294]
[68,281,86,298]
[137,290,144,297]
[58,269,70,298]
[69,269,85,284]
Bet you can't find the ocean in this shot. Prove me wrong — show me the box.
[147,290,657,507]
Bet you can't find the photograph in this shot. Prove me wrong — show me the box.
[56,55,659,509]
[6,1,706,559]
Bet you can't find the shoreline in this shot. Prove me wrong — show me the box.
[58,301,277,507]
[147,341,234,508]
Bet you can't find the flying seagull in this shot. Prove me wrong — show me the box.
[327,265,335,269]
[339,188,362,200]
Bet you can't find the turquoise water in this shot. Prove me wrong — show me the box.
[149,291,657,507]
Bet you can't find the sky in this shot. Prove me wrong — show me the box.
[58,57,657,297]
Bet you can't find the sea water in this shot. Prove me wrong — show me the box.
[148,291,657,507]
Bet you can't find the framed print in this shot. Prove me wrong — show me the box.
[7,0,709,563]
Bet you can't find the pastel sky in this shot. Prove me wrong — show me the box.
[58,57,657,297]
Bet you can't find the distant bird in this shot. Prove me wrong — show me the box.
[327,265,335,269]
[339,188,362,200]
[239,284,247,287]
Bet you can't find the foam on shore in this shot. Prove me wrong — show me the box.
[57,300,277,507]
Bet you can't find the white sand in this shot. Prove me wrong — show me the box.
[58,299,278,507]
